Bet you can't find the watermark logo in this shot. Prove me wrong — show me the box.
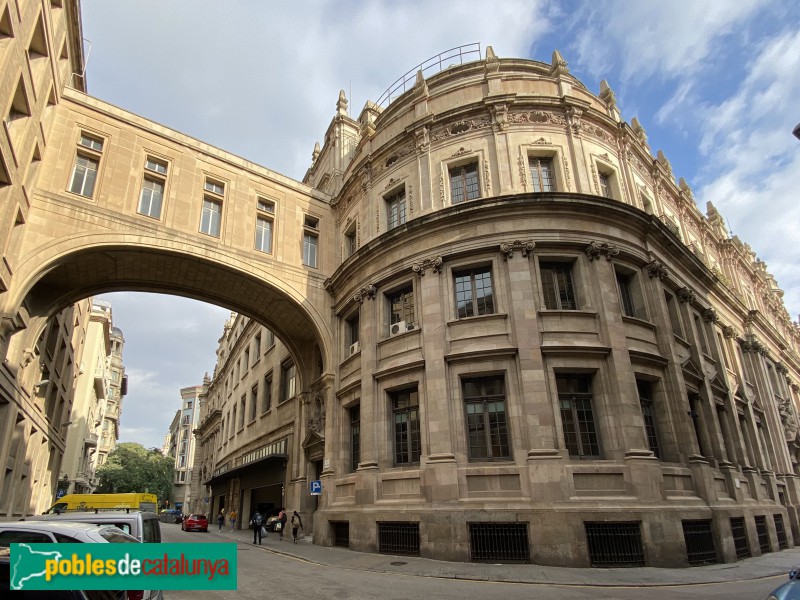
[10,543,237,590]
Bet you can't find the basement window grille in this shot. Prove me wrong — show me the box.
[754,515,771,554]
[584,521,645,567]
[378,522,419,556]
[774,514,788,550]
[681,520,718,566]
[331,521,350,549]
[730,517,751,559]
[468,523,530,563]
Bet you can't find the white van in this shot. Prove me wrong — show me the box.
[25,509,161,543]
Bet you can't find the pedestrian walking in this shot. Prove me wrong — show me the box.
[250,511,263,545]
[229,508,238,532]
[290,511,303,543]
[216,511,224,532]
[277,508,287,540]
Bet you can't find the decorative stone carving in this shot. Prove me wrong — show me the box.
[746,309,759,325]
[776,362,789,376]
[532,137,552,145]
[562,157,572,190]
[491,104,508,131]
[353,285,377,303]
[778,396,799,441]
[645,260,668,280]
[518,154,528,189]
[508,111,566,126]
[500,240,535,260]
[599,80,617,109]
[336,89,348,117]
[484,45,500,74]
[431,117,491,142]
[412,69,429,99]
[414,126,430,153]
[311,142,320,164]
[742,337,766,355]
[631,117,647,146]
[722,325,738,339]
[451,146,471,157]
[483,160,491,194]
[565,106,582,134]
[702,308,718,323]
[585,241,619,261]
[20,348,36,369]
[550,50,569,76]
[677,287,696,303]
[412,256,443,276]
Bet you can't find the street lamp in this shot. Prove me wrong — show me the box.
[794,122,800,140]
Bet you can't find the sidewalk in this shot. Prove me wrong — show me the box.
[204,524,800,587]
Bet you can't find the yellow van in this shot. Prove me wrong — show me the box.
[45,493,158,514]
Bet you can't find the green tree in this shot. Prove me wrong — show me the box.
[96,442,174,506]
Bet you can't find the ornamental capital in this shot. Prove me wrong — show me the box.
[722,325,738,339]
[412,256,443,276]
[645,259,668,280]
[585,241,620,261]
[776,362,789,376]
[677,287,696,304]
[353,285,377,303]
[500,240,535,260]
[702,308,718,324]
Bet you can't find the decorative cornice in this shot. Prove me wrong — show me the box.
[677,287,695,304]
[412,256,443,276]
[500,240,535,260]
[645,259,668,280]
[353,285,377,303]
[702,308,718,324]
[585,241,619,261]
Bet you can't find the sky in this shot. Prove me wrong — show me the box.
[80,0,800,450]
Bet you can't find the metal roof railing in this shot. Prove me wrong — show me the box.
[376,43,482,108]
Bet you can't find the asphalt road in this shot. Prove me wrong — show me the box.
[161,523,782,600]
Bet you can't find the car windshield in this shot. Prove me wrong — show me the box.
[190,515,206,519]
[99,527,140,543]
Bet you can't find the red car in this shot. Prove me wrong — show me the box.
[181,514,208,532]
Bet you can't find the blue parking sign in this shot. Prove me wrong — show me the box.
[310,480,322,495]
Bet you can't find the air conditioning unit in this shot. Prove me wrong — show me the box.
[348,341,360,356]
[390,321,407,337]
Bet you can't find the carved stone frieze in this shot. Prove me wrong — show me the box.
[562,157,572,190]
[431,117,492,142]
[677,287,696,304]
[353,285,377,303]
[500,240,535,260]
[507,110,566,126]
[585,241,620,261]
[645,260,668,280]
[451,146,471,158]
[531,137,552,145]
[412,256,443,276]
[483,160,491,194]
[518,154,528,189]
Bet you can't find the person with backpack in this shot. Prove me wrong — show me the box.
[216,511,224,532]
[277,508,287,540]
[250,510,263,545]
[290,511,303,543]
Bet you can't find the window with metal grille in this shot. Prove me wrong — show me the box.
[454,267,495,318]
[391,387,420,465]
[469,523,529,563]
[386,188,406,229]
[540,262,577,310]
[730,517,751,559]
[449,163,480,203]
[637,380,660,458]
[585,522,645,567]
[754,515,771,554]
[774,514,788,550]
[332,521,350,548]
[350,404,360,472]
[529,157,554,192]
[557,375,600,458]
[463,376,510,461]
[682,520,718,566]
[378,522,419,556]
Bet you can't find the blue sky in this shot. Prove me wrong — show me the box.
[80,0,800,449]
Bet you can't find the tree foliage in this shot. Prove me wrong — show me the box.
[96,442,173,504]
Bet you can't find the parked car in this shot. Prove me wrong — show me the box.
[0,521,162,600]
[264,515,281,532]
[181,514,208,532]
[766,566,800,599]
[159,509,183,524]
[25,510,161,543]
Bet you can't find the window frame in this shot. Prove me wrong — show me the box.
[390,386,421,466]
[385,186,407,230]
[350,403,360,472]
[636,379,661,458]
[614,264,648,320]
[280,359,297,403]
[68,152,100,198]
[453,265,496,319]
[528,155,556,193]
[462,375,512,462]
[448,161,481,204]
[387,284,416,330]
[539,260,578,310]
[557,374,601,458]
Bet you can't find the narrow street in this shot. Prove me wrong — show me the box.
[161,523,787,600]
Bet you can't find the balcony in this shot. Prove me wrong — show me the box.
[84,432,98,447]
[93,368,106,399]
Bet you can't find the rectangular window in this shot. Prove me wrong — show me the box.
[262,374,272,413]
[204,179,224,195]
[69,155,98,197]
[529,157,554,192]
[615,267,646,319]
[693,313,709,354]
[350,404,360,472]
[303,232,318,267]
[257,197,275,213]
[389,287,415,327]
[664,290,683,337]
[344,225,357,258]
[454,267,495,318]
[463,376,511,461]
[253,334,261,361]
[557,374,600,458]
[391,387,420,465]
[255,217,273,253]
[637,380,660,458]
[249,385,258,422]
[386,188,406,230]
[280,361,296,402]
[346,313,359,346]
[138,177,164,218]
[540,262,577,310]
[598,173,612,198]
[449,163,480,204]
[145,157,167,175]
[200,198,221,236]
[78,134,103,152]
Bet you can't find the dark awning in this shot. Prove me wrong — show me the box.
[203,453,288,487]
